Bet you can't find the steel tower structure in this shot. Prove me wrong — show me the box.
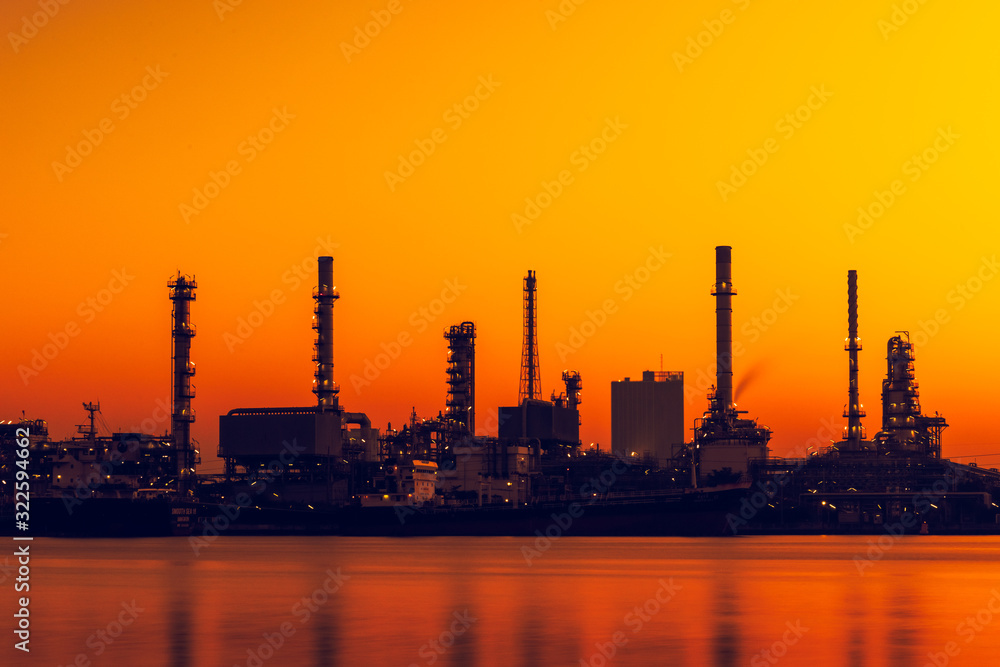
[518,270,540,404]
[445,321,476,432]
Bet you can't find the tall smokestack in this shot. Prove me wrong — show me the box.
[168,273,196,495]
[712,246,735,417]
[313,256,339,412]
[845,270,864,449]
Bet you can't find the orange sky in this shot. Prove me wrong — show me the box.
[3,0,999,474]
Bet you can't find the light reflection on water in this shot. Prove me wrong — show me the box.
[13,536,1000,666]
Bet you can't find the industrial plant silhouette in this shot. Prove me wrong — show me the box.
[5,246,998,537]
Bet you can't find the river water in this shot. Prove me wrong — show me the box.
[9,536,1000,666]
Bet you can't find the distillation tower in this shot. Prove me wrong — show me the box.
[168,272,197,495]
[445,321,476,432]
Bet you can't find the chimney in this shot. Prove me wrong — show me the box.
[845,270,864,448]
[168,273,197,495]
[312,256,339,412]
[712,246,735,418]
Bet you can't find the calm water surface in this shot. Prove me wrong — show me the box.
[9,536,1000,666]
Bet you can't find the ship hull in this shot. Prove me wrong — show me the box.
[334,489,743,537]
[1,488,744,538]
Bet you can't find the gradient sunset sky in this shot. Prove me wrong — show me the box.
[3,0,998,473]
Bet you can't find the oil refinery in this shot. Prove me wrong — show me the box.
[4,245,999,536]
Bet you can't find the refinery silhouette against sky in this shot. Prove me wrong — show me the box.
[3,1,999,665]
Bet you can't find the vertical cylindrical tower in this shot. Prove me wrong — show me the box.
[711,246,735,418]
[312,256,340,412]
[562,370,582,425]
[445,321,476,432]
[519,270,540,404]
[562,370,582,411]
[845,270,865,449]
[881,333,920,448]
[168,273,197,495]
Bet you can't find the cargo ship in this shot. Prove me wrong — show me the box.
[1,485,749,539]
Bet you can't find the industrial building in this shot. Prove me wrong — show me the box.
[6,243,999,537]
[834,270,947,458]
[498,399,580,451]
[3,405,182,500]
[743,268,995,533]
[217,256,376,504]
[693,246,772,484]
[215,258,553,509]
[2,273,204,503]
[497,271,581,451]
[611,370,684,465]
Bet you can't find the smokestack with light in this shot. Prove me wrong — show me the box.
[695,245,771,487]
[313,256,339,412]
[712,245,735,418]
[845,269,864,449]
